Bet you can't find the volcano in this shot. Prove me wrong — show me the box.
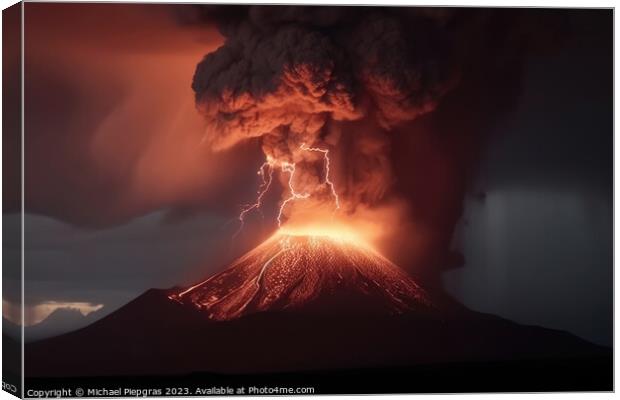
[25,233,612,392]
[169,233,432,320]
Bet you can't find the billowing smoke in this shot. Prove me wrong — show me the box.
[190,6,567,282]
[16,4,570,287]
[192,6,458,222]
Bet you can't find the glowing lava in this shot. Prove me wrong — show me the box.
[170,231,431,321]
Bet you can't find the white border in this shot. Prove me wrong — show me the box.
[0,1,615,400]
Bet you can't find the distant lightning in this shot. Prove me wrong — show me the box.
[300,143,340,211]
[233,160,275,238]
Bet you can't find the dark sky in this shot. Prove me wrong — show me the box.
[445,11,612,346]
[3,5,612,346]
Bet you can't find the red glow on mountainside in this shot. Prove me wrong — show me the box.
[169,231,431,321]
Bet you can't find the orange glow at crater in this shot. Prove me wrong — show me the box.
[276,223,373,250]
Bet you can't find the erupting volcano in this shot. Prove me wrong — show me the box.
[170,230,432,321]
[19,5,612,393]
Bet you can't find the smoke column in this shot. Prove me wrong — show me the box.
[190,6,566,284]
[192,6,458,228]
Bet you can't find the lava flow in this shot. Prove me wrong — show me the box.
[169,229,432,321]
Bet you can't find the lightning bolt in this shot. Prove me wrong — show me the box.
[300,143,340,211]
[233,160,275,238]
[277,161,311,227]
[235,144,340,232]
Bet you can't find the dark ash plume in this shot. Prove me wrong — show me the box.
[192,6,459,210]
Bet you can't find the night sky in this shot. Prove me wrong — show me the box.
[445,16,612,345]
[3,5,612,346]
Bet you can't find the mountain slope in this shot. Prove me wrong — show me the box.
[25,234,611,391]
[26,288,609,378]
[170,233,432,320]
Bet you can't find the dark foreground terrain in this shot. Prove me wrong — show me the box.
[25,289,612,394]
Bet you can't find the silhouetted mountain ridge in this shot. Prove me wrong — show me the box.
[26,287,609,378]
[25,236,611,390]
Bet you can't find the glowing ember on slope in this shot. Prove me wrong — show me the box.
[170,233,431,321]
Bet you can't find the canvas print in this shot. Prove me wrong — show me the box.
[2,3,613,396]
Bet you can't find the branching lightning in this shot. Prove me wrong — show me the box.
[233,160,275,238]
[300,143,340,211]
[276,161,310,227]
[234,143,341,234]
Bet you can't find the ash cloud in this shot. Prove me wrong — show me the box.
[16,4,572,286]
[192,8,456,146]
[192,6,568,280]
[192,6,459,216]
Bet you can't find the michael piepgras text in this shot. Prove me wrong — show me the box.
[26,385,315,397]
